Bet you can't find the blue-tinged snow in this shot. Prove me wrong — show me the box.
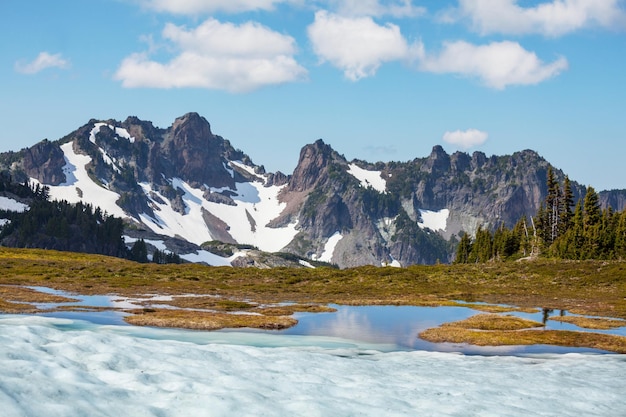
[0,315,624,417]
[0,196,28,213]
[347,164,387,193]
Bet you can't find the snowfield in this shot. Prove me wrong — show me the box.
[0,315,624,417]
[347,164,387,193]
[0,196,28,213]
[312,231,343,263]
[34,142,127,218]
[419,208,449,232]
[139,163,298,252]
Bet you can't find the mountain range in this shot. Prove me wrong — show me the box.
[1,113,624,268]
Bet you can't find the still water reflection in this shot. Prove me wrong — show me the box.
[233,304,623,355]
[14,286,626,355]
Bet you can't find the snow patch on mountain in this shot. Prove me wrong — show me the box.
[230,160,264,181]
[0,196,28,213]
[139,168,297,252]
[312,231,343,263]
[179,250,244,266]
[382,258,402,268]
[347,164,386,193]
[419,209,449,232]
[90,123,135,144]
[33,142,127,218]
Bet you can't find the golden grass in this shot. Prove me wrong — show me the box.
[252,304,337,316]
[2,247,626,352]
[445,314,544,331]
[0,247,623,321]
[125,309,298,331]
[419,314,626,353]
[0,285,78,304]
[460,304,540,314]
[550,315,626,330]
[0,299,38,314]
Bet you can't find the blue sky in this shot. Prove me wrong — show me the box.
[1,0,625,190]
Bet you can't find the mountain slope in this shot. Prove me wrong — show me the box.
[1,113,623,268]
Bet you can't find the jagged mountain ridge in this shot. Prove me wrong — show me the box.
[1,113,623,268]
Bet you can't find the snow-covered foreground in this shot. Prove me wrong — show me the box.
[1,315,625,417]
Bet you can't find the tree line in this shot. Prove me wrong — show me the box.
[0,174,182,264]
[455,167,626,262]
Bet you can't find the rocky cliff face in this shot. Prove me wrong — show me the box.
[1,113,623,268]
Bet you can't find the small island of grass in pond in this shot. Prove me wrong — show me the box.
[419,314,626,353]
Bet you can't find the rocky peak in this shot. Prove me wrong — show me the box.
[162,113,234,188]
[171,112,213,138]
[20,139,66,186]
[422,145,451,174]
[288,139,344,192]
[471,151,487,169]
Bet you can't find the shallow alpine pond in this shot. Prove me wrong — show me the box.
[3,286,626,355]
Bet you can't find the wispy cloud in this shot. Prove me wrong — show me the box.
[443,0,626,36]
[15,52,70,75]
[114,19,307,92]
[442,129,488,149]
[307,11,423,81]
[419,40,568,89]
[327,0,426,18]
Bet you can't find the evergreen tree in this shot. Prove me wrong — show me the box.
[616,210,626,259]
[454,232,472,263]
[469,226,493,263]
[545,167,561,244]
[583,186,601,228]
[559,176,574,235]
[129,239,148,263]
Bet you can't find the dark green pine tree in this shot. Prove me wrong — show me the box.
[583,186,601,228]
[545,167,561,244]
[559,176,574,235]
[129,239,149,263]
[470,226,493,263]
[454,232,472,264]
[615,210,626,259]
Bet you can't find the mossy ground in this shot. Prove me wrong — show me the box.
[1,247,626,350]
[419,314,626,353]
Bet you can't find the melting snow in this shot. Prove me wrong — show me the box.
[347,164,386,193]
[299,260,315,268]
[419,209,449,232]
[33,143,126,218]
[382,258,402,268]
[0,315,624,417]
[139,166,297,254]
[89,123,135,144]
[0,196,28,213]
[230,160,264,181]
[312,231,342,263]
[179,249,244,266]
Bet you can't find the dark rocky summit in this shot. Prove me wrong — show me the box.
[1,113,624,268]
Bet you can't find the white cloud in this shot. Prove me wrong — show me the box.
[419,40,568,89]
[114,19,307,92]
[443,129,488,149]
[307,11,423,81]
[448,0,626,36]
[327,0,426,18]
[15,52,70,74]
[138,0,294,14]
